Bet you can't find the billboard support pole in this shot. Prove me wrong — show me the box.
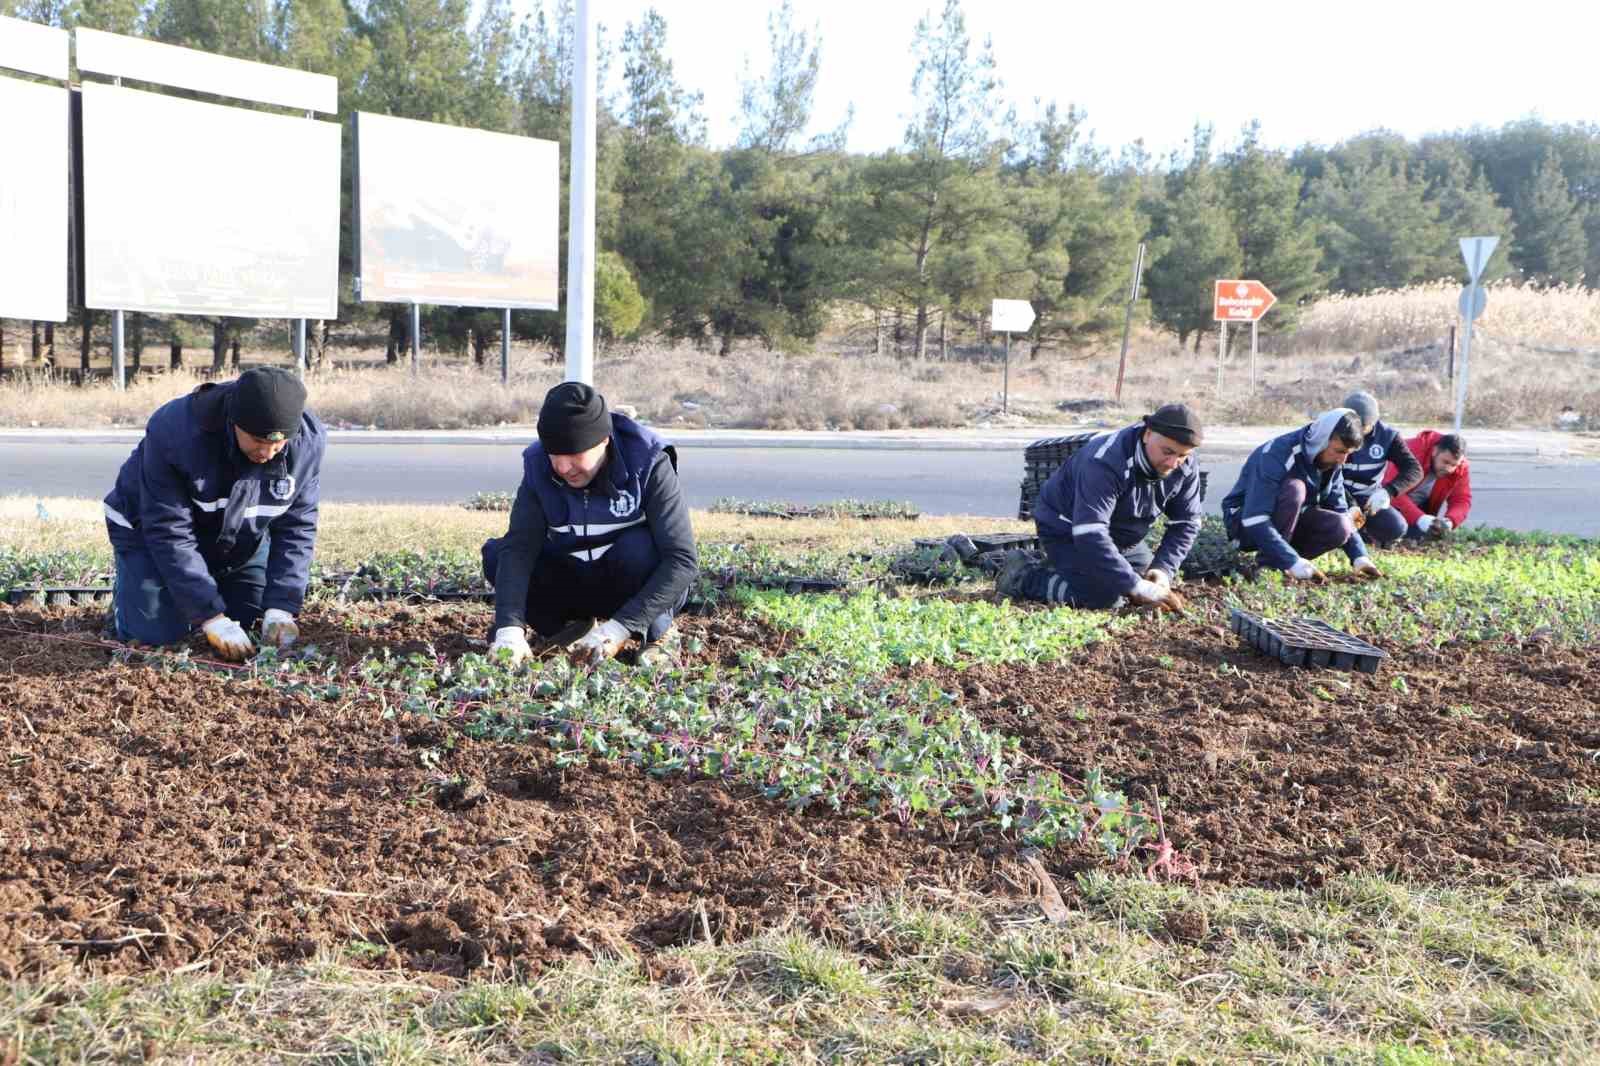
[112,309,125,390]
[294,319,307,374]
[501,307,511,386]
[563,0,597,385]
[410,302,420,376]
[1216,321,1227,398]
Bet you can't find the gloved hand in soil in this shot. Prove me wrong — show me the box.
[1288,558,1326,583]
[1347,505,1367,531]
[1129,578,1187,613]
[202,614,255,661]
[1364,487,1391,515]
[489,625,532,666]
[261,608,299,649]
[1144,568,1171,589]
[1433,516,1455,537]
[568,618,630,666]
[1351,557,1382,582]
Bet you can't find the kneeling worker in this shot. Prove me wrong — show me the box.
[1338,390,1422,548]
[1221,408,1379,582]
[484,382,698,667]
[104,367,325,660]
[998,404,1206,610]
[1384,430,1471,539]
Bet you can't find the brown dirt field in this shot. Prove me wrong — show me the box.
[922,619,1600,889]
[0,605,1007,980]
[2,596,1598,981]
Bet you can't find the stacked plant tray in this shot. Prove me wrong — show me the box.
[5,586,113,607]
[1178,514,1247,580]
[1230,608,1387,673]
[1017,433,1098,519]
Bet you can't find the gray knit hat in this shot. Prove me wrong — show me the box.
[1342,390,1379,433]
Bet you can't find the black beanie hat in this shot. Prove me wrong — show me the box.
[537,381,612,456]
[231,367,307,442]
[1142,403,1204,447]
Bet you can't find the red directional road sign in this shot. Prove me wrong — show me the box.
[1213,279,1277,322]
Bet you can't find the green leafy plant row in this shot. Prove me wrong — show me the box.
[234,640,1160,864]
[1223,543,1600,645]
[741,587,1127,670]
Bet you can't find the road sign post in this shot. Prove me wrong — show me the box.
[1114,242,1146,404]
[1453,236,1499,431]
[1213,279,1276,397]
[990,298,1035,416]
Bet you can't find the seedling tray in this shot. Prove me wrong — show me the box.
[5,586,113,607]
[1230,608,1387,673]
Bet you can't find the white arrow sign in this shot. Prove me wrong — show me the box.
[991,298,1035,333]
[1459,236,1499,283]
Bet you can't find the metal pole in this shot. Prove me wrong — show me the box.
[112,310,125,390]
[1002,331,1010,414]
[1113,242,1145,404]
[1446,324,1456,384]
[294,318,307,374]
[1250,319,1259,390]
[410,302,421,376]
[1216,321,1228,397]
[1453,293,1475,432]
[501,307,511,386]
[563,0,598,385]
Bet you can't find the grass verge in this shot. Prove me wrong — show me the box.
[5,875,1596,1064]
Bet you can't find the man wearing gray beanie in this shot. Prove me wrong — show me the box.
[1338,390,1423,548]
[481,382,698,668]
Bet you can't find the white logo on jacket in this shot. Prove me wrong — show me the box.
[269,475,296,501]
[1369,443,1384,459]
[609,488,637,518]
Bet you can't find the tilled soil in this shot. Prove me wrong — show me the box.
[0,608,1009,979]
[927,609,1600,888]
[3,592,1598,980]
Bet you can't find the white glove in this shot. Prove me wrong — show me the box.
[489,626,532,665]
[1364,487,1391,514]
[1129,578,1169,605]
[1352,557,1382,581]
[569,618,631,664]
[1437,516,1454,533]
[1144,568,1171,589]
[1417,515,1435,534]
[202,615,255,661]
[261,608,299,648]
[1288,558,1323,582]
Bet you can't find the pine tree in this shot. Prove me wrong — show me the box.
[1513,150,1586,284]
[1145,174,1240,350]
[1307,161,1446,291]
[1221,125,1323,329]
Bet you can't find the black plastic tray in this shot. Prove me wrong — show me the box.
[5,586,113,607]
[1230,608,1387,673]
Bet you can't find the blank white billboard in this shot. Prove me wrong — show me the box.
[0,75,69,322]
[355,111,559,309]
[82,82,339,319]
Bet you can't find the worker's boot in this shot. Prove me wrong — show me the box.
[995,549,1035,600]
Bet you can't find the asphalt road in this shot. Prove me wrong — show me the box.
[3,441,1597,534]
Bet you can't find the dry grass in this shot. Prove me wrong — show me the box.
[4,875,1598,1063]
[0,495,1025,565]
[4,283,1598,432]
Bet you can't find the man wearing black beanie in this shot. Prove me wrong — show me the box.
[998,403,1206,610]
[482,381,698,667]
[104,366,327,660]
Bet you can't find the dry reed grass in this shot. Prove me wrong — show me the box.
[3,283,1597,431]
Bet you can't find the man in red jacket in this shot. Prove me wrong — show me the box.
[1381,431,1471,538]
